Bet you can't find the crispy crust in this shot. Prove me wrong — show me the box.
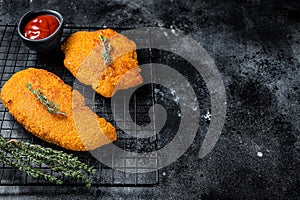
[61,28,143,97]
[0,68,117,151]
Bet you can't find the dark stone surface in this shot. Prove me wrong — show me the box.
[0,0,299,199]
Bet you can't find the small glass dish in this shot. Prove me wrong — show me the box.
[17,9,64,53]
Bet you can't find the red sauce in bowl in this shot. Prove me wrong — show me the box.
[23,15,59,40]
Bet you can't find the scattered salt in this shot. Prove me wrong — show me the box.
[203,111,211,121]
[257,151,263,157]
[170,89,176,95]
[171,28,178,36]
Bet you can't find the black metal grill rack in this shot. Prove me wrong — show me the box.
[0,24,159,186]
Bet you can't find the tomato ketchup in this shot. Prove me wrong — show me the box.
[23,15,59,40]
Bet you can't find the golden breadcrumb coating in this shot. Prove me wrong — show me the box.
[0,68,117,151]
[61,28,143,97]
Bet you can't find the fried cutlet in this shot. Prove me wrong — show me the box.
[61,28,143,98]
[0,68,117,151]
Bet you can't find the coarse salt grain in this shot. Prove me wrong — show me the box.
[257,151,263,157]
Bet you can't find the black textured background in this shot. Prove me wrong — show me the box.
[0,0,299,199]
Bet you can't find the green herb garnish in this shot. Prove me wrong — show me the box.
[99,35,112,65]
[26,83,67,117]
[0,135,96,187]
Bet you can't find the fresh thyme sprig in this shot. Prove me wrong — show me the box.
[0,135,96,187]
[99,35,112,65]
[26,83,67,117]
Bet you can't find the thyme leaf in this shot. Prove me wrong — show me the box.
[99,35,112,65]
[26,83,67,117]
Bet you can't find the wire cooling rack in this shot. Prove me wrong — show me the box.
[0,24,159,186]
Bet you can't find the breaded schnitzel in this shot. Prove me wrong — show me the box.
[0,68,117,151]
[61,28,143,97]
